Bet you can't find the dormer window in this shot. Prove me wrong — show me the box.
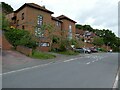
[22,13,24,20]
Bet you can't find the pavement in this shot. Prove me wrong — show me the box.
[1,50,119,88]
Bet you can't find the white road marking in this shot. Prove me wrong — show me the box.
[63,57,80,62]
[113,70,119,89]
[0,58,80,75]
[0,62,53,76]
[86,62,91,65]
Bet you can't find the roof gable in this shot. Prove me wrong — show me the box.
[15,3,54,14]
[52,17,63,23]
[57,15,76,23]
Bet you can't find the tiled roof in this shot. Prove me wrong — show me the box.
[52,16,63,23]
[15,3,54,14]
[76,28,84,34]
[57,15,76,23]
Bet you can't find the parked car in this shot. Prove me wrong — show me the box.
[89,47,98,53]
[83,48,91,54]
[108,49,112,53]
[74,48,84,53]
[74,48,91,54]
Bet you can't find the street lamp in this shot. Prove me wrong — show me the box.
[107,42,110,52]
[84,40,87,54]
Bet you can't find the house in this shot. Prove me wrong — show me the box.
[6,3,76,52]
[75,28,84,39]
[57,15,76,40]
[75,28,96,43]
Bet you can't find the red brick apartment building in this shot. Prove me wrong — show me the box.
[6,3,76,51]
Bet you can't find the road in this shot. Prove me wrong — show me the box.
[2,53,118,88]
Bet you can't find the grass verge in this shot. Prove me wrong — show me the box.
[58,50,79,55]
[31,50,56,59]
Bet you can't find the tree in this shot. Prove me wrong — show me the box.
[2,14,9,30]
[93,37,104,46]
[35,23,56,50]
[76,23,120,52]
[52,35,60,44]
[1,2,13,14]
[82,25,93,32]
[1,2,13,30]
[76,24,83,29]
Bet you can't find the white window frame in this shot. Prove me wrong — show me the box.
[37,15,43,27]
[40,42,50,47]
[68,25,72,40]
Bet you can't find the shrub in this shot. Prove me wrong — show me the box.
[99,48,107,52]
[4,28,37,49]
[52,35,60,44]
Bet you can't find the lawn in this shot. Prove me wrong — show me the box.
[31,50,56,59]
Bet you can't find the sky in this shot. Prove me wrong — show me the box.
[1,0,119,37]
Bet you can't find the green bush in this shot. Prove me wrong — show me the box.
[52,35,60,44]
[99,48,107,52]
[4,28,37,49]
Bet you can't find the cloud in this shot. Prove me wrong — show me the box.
[2,0,119,36]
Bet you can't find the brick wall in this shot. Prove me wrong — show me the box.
[61,19,76,39]
[2,34,13,50]
[16,46,32,56]
[36,46,50,52]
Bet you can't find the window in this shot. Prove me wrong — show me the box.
[68,25,72,40]
[69,25,72,32]
[37,15,43,27]
[22,13,24,20]
[56,21,61,27]
[56,21,59,26]
[22,25,25,30]
[40,42,49,47]
[35,15,44,37]
[17,20,19,26]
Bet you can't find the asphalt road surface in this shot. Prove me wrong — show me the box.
[2,53,118,88]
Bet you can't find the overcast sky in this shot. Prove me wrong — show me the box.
[2,0,119,37]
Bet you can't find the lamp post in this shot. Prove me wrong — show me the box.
[84,40,87,54]
[107,42,110,52]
